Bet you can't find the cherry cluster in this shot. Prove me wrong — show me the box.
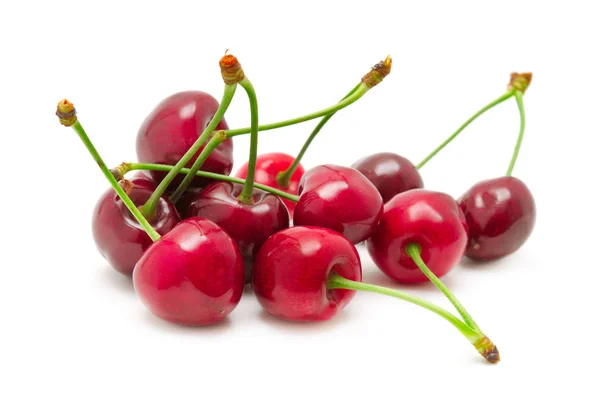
[56,53,534,363]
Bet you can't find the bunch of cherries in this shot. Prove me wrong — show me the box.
[56,53,535,364]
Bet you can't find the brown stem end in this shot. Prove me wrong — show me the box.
[119,179,134,196]
[110,162,131,181]
[508,72,532,93]
[219,52,245,84]
[361,55,393,88]
[473,335,500,364]
[56,99,77,126]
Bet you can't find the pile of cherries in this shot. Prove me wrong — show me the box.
[56,54,535,363]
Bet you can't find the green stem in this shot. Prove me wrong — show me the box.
[71,122,160,241]
[225,82,370,138]
[405,243,480,332]
[416,89,516,169]
[277,83,362,188]
[127,163,300,202]
[506,91,526,176]
[140,83,237,218]
[238,77,259,204]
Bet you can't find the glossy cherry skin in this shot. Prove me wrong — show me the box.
[92,181,181,276]
[352,152,424,203]
[133,217,245,326]
[293,165,383,244]
[252,226,362,322]
[136,91,233,188]
[458,176,535,261]
[179,181,289,281]
[235,152,305,216]
[367,189,468,284]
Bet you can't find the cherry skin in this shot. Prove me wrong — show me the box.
[352,152,424,203]
[133,217,245,326]
[252,226,362,322]
[458,176,535,261]
[293,165,383,244]
[179,181,289,282]
[367,189,468,284]
[235,152,305,216]
[136,91,233,188]
[92,181,181,276]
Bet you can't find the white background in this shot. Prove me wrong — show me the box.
[1,1,598,396]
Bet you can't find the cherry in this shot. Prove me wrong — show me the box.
[293,165,383,244]
[352,152,424,203]
[252,226,362,321]
[235,152,304,215]
[136,91,234,188]
[367,189,468,284]
[92,180,181,276]
[133,217,245,325]
[458,176,535,261]
[126,172,157,189]
[179,181,289,281]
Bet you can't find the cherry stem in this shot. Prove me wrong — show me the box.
[405,243,481,332]
[506,90,526,176]
[415,89,516,170]
[327,274,499,363]
[69,121,161,241]
[277,83,362,188]
[139,83,237,218]
[121,163,300,202]
[238,77,259,204]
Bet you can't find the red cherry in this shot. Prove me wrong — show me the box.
[352,152,424,203]
[252,226,362,321]
[458,176,535,261]
[179,181,289,281]
[367,189,468,284]
[136,91,233,188]
[92,181,181,276]
[126,172,157,190]
[133,217,245,325]
[293,165,383,244]
[235,152,304,215]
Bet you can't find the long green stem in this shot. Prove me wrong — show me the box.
[506,90,526,176]
[71,122,160,241]
[405,243,480,332]
[238,77,259,204]
[416,90,515,169]
[277,83,362,188]
[140,83,237,218]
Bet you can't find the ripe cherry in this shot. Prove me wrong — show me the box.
[136,91,234,188]
[133,217,245,325]
[458,176,535,261]
[293,165,383,244]
[352,152,424,203]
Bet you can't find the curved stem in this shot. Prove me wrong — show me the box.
[225,82,370,138]
[405,243,480,332]
[238,77,259,204]
[70,122,160,241]
[277,83,362,188]
[140,83,237,218]
[416,90,515,169]
[506,91,526,176]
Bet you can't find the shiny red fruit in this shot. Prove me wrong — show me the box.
[293,165,383,244]
[235,152,304,215]
[136,91,233,188]
[133,217,245,325]
[367,189,468,284]
[458,176,535,261]
[252,226,362,321]
[352,152,424,203]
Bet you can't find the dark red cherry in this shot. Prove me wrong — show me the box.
[367,189,468,284]
[92,181,181,276]
[179,181,289,281]
[293,165,383,244]
[458,176,535,261]
[352,152,424,202]
[252,226,362,321]
[136,91,233,188]
[235,152,304,215]
[133,217,245,325]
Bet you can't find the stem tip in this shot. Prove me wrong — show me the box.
[56,99,78,126]
[508,72,532,93]
[473,335,500,364]
[220,53,245,84]
[361,56,393,88]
